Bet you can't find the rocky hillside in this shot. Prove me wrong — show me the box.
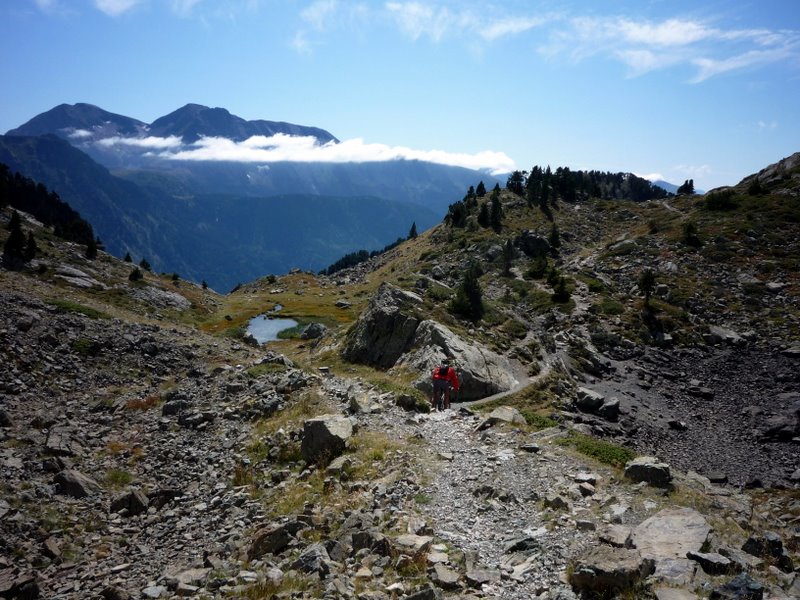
[0,153,798,599]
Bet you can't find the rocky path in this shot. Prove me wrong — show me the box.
[411,408,629,600]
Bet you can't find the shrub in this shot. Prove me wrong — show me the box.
[705,189,737,210]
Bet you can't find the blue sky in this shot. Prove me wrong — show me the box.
[1,0,799,190]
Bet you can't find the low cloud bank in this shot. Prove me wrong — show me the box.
[98,132,514,175]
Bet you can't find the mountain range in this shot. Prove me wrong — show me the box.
[2,103,503,290]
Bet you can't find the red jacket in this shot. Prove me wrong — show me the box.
[432,366,460,391]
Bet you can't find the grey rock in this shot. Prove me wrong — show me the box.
[624,456,672,486]
[0,409,11,427]
[515,230,551,257]
[709,573,764,600]
[248,520,304,560]
[291,542,332,576]
[300,322,328,340]
[598,397,620,421]
[402,319,519,401]
[300,414,353,465]
[687,550,733,575]
[431,563,461,591]
[341,282,423,368]
[52,469,101,498]
[575,387,605,412]
[570,546,654,595]
[110,489,149,516]
[475,406,526,431]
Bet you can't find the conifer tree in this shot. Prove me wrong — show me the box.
[408,222,418,239]
[24,232,37,261]
[502,239,514,276]
[129,267,143,282]
[123,252,132,262]
[85,237,98,260]
[638,268,656,307]
[476,181,486,197]
[139,258,151,271]
[450,262,484,321]
[548,223,561,248]
[3,210,25,265]
[490,194,503,231]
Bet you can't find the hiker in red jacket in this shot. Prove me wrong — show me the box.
[431,359,460,410]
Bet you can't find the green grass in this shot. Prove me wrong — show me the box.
[71,337,102,356]
[104,469,133,489]
[598,297,625,315]
[48,299,109,319]
[246,363,287,378]
[555,431,636,468]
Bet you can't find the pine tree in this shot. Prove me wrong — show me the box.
[3,210,26,265]
[490,194,503,231]
[477,202,489,228]
[123,252,132,262]
[450,262,484,321]
[638,269,656,307]
[408,222,418,239]
[476,181,486,197]
[548,223,561,248]
[24,232,37,261]
[129,267,143,282]
[85,237,98,260]
[139,258,151,271]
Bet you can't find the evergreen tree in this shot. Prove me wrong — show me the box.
[638,269,656,307]
[85,237,98,260]
[408,222,418,239]
[493,183,501,193]
[139,258,151,271]
[123,252,132,262]
[24,232,37,261]
[548,223,561,248]
[676,179,695,195]
[506,171,526,196]
[490,194,503,231]
[445,201,468,228]
[682,222,701,247]
[476,181,487,197]
[129,267,143,282]
[450,262,484,321]
[202,280,208,290]
[551,276,571,303]
[477,202,490,228]
[3,210,25,265]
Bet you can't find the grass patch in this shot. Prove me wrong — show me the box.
[597,297,625,315]
[104,469,133,489]
[246,363,288,378]
[71,338,102,357]
[555,431,636,468]
[47,299,109,319]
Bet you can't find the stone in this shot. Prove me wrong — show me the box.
[300,322,328,340]
[291,542,332,576]
[110,489,149,516]
[687,550,733,575]
[632,507,710,583]
[341,282,423,368]
[709,573,764,600]
[598,524,632,548]
[655,588,698,600]
[248,521,304,560]
[576,387,605,412]
[465,567,501,587]
[52,469,101,498]
[543,494,571,511]
[300,414,353,465]
[570,546,654,596]
[402,320,519,401]
[0,409,11,427]
[624,456,672,487]
[475,406,526,431]
[431,563,461,590]
[515,230,551,257]
[393,534,433,557]
[598,397,620,421]
[741,532,793,573]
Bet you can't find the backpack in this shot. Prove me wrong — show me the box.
[436,365,449,378]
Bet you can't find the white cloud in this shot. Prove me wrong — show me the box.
[93,0,142,16]
[480,16,547,42]
[757,120,778,131]
[385,2,463,42]
[542,15,800,82]
[67,129,93,139]
[637,172,665,182]
[97,135,184,149]
[157,133,514,174]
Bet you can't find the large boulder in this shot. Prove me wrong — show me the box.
[400,320,519,401]
[631,507,711,584]
[624,456,672,487]
[341,283,423,368]
[52,469,102,498]
[570,546,654,596]
[515,230,551,257]
[300,414,353,465]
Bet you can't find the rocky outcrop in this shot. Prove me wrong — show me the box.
[342,283,519,401]
[401,320,519,401]
[341,282,422,368]
[570,546,654,596]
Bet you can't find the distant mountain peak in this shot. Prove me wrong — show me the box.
[6,103,147,138]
